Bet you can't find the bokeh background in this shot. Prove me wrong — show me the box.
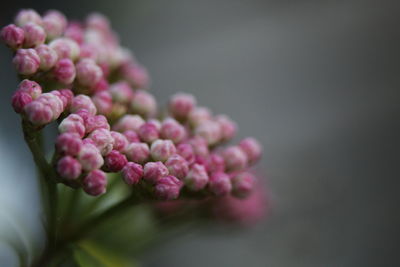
[1,0,399,266]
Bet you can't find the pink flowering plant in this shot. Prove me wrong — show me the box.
[2,9,268,266]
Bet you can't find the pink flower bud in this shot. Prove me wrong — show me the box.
[176,143,195,165]
[195,120,221,145]
[12,90,32,113]
[169,93,196,120]
[150,139,176,162]
[188,136,209,157]
[209,172,232,196]
[52,58,76,84]
[56,132,83,156]
[223,146,248,172]
[110,131,128,152]
[215,115,237,142]
[49,37,80,60]
[79,43,99,60]
[83,169,107,196]
[55,89,74,109]
[109,81,134,103]
[23,101,53,125]
[207,153,225,174]
[57,156,82,180]
[58,114,85,138]
[165,154,189,179]
[75,58,103,87]
[15,9,42,27]
[91,91,112,115]
[121,63,150,89]
[160,118,186,144]
[64,22,84,44]
[104,150,128,172]
[22,22,45,48]
[239,137,262,165]
[18,79,41,99]
[78,143,104,171]
[113,115,144,132]
[70,94,97,115]
[143,161,169,184]
[138,122,159,143]
[147,119,161,131]
[1,24,25,49]
[123,130,140,143]
[42,10,67,40]
[125,142,150,164]
[155,175,182,200]
[130,90,156,117]
[35,44,58,71]
[86,13,111,32]
[184,163,209,191]
[35,93,64,120]
[13,48,40,75]
[188,107,212,127]
[231,172,255,198]
[92,78,109,93]
[88,128,114,156]
[121,162,143,185]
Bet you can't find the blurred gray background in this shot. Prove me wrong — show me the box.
[0,0,399,266]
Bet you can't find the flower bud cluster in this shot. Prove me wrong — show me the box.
[3,10,263,203]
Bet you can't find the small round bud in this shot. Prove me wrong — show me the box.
[52,58,76,84]
[35,44,58,71]
[56,132,83,156]
[125,142,150,164]
[130,90,156,117]
[86,13,111,32]
[176,143,195,165]
[91,91,112,115]
[169,93,196,120]
[23,101,53,125]
[206,153,225,174]
[109,81,134,103]
[58,114,85,138]
[188,136,209,157]
[121,162,143,185]
[57,156,82,180]
[22,22,45,47]
[13,48,40,75]
[165,154,189,179]
[83,170,107,196]
[88,128,114,156]
[195,120,222,145]
[104,150,128,172]
[215,115,237,142]
[76,58,103,87]
[70,94,97,115]
[15,9,42,27]
[223,146,248,172]
[188,107,211,127]
[123,130,140,143]
[150,139,176,162]
[49,37,80,60]
[143,161,169,184]
[147,119,161,131]
[12,90,32,113]
[209,172,232,196]
[184,163,209,191]
[78,143,104,171]
[56,89,74,109]
[42,10,67,40]
[35,93,64,120]
[1,24,25,49]
[110,131,128,152]
[91,78,109,93]
[64,22,84,44]
[239,137,262,165]
[154,175,182,200]
[121,63,150,89]
[113,115,144,132]
[18,79,41,99]
[160,118,186,144]
[231,172,255,198]
[138,122,159,143]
